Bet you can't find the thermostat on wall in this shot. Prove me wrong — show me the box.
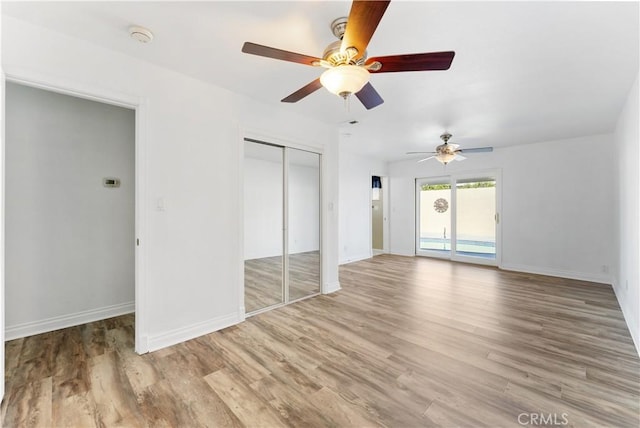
[103,177,121,188]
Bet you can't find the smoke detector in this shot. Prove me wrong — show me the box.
[129,26,153,43]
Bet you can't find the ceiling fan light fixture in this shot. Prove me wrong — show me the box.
[436,152,456,165]
[320,65,370,98]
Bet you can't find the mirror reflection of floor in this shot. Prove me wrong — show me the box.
[244,251,320,313]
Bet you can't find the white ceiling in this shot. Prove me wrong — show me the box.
[3,1,638,162]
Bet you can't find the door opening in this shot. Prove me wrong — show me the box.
[416,171,500,266]
[4,82,137,342]
[371,176,385,255]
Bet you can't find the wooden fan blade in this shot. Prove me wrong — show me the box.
[355,82,384,110]
[459,147,493,153]
[281,78,323,103]
[242,42,321,66]
[417,156,436,163]
[341,0,390,60]
[366,51,455,73]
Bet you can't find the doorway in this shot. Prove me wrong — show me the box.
[416,171,500,265]
[243,138,322,315]
[371,175,386,255]
[4,82,137,341]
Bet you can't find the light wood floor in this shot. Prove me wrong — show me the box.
[244,251,320,313]
[3,255,639,427]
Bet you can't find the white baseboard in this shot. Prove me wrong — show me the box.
[136,334,150,355]
[500,263,611,284]
[5,301,134,341]
[339,254,372,265]
[324,281,341,294]
[372,249,385,256]
[611,281,640,358]
[147,311,242,352]
[389,250,416,257]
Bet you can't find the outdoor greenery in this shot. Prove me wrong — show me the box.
[421,184,451,191]
[421,181,495,191]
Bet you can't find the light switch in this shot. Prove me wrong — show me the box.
[103,177,120,188]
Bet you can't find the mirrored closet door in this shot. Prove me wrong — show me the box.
[287,148,321,301]
[243,141,284,313]
[243,139,321,315]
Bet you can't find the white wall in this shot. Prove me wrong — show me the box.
[338,151,387,264]
[2,15,339,352]
[244,156,320,260]
[613,74,639,355]
[389,133,615,283]
[5,82,135,338]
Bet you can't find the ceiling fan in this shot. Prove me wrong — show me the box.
[407,133,493,165]
[241,0,455,110]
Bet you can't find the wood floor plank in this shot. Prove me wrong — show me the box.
[249,374,341,427]
[423,399,482,427]
[586,365,640,395]
[116,346,162,398]
[52,392,97,428]
[9,333,55,389]
[205,368,287,428]
[87,351,145,427]
[79,321,107,358]
[136,376,243,428]
[4,338,23,386]
[204,330,272,385]
[2,377,52,428]
[307,386,384,428]
[503,381,616,427]
[51,327,89,401]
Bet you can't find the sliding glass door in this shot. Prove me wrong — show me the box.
[416,172,499,265]
[243,139,321,315]
[417,178,452,257]
[455,178,497,260]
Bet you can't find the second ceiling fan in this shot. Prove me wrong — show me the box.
[407,133,494,165]
[241,0,455,110]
